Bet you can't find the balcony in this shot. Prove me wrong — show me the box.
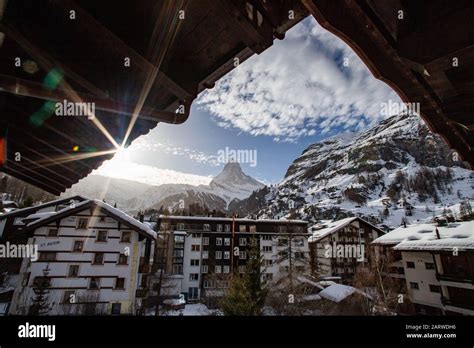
[437,273,474,284]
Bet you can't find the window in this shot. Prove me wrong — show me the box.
[239,238,247,246]
[217,224,223,232]
[249,225,256,233]
[216,238,222,246]
[99,216,106,222]
[239,265,245,273]
[202,237,209,246]
[224,238,230,246]
[96,230,108,242]
[215,251,222,259]
[190,259,200,266]
[120,231,131,243]
[223,265,230,273]
[239,225,246,233]
[191,245,200,252]
[39,252,56,261]
[172,264,183,275]
[263,246,272,253]
[92,253,104,265]
[62,290,75,304]
[174,235,185,243]
[202,251,209,259]
[77,218,88,229]
[89,277,100,289]
[225,224,231,232]
[203,280,211,288]
[68,265,79,277]
[215,265,222,273]
[410,282,419,290]
[262,235,272,241]
[202,265,208,274]
[278,226,287,233]
[203,224,210,231]
[407,261,415,269]
[188,287,199,300]
[177,223,185,230]
[264,259,273,266]
[48,228,58,237]
[295,252,305,259]
[264,273,273,281]
[429,285,441,293]
[224,251,230,259]
[425,262,435,270]
[250,238,257,246]
[278,238,288,246]
[115,278,125,290]
[174,249,184,258]
[239,251,246,259]
[294,238,304,247]
[117,253,128,265]
[111,303,121,315]
[189,273,199,281]
[72,240,83,252]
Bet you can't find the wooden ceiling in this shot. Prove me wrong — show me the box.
[0,0,307,195]
[303,0,474,167]
[1,0,472,196]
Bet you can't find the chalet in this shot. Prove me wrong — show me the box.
[7,199,156,315]
[374,221,474,315]
[0,195,87,314]
[308,217,385,284]
[147,215,309,305]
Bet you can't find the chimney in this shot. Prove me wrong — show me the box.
[435,227,441,239]
[403,221,407,228]
[139,211,144,223]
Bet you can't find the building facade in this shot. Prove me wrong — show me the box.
[7,199,156,315]
[149,216,309,303]
[374,221,474,315]
[308,217,384,283]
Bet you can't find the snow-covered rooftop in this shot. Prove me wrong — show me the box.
[27,199,156,239]
[308,217,357,242]
[318,283,357,303]
[372,221,474,251]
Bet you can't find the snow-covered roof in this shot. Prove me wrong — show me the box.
[308,217,357,242]
[372,223,437,245]
[390,221,474,252]
[318,284,357,303]
[24,211,57,220]
[159,215,307,224]
[26,199,156,239]
[0,195,88,219]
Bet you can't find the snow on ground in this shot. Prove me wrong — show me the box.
[162,304,222,316]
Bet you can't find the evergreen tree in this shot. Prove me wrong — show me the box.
[29,264,52,315]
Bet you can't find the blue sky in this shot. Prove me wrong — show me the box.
[95,17,400,186]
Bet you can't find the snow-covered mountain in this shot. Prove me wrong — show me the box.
[65,163,264,213]
[230,113,474,228]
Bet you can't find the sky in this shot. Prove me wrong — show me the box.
[94,17,400,186]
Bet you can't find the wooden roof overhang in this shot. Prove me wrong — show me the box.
[303,0,474,167]
[0,0,308,194]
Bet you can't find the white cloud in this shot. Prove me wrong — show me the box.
[197,17,401,142]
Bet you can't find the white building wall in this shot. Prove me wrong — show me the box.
[9,210,147,315]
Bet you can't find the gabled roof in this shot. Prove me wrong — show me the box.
[0,195,88,220]
[309,217,384,243]
[25,199,156,239]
